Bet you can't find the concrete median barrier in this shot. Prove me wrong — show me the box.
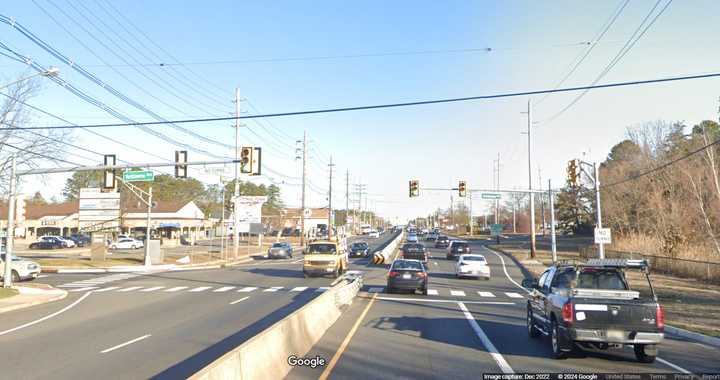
[371,231,404,265]
[190,275,364,380]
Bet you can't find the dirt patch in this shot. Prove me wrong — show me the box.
[0,288,19,299]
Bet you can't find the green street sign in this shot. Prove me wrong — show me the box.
[123,170,154,182]
[481,193,501,200]
[490,224,503,236]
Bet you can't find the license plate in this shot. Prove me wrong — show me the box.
[607,330,624,340]
[402,274,411,279]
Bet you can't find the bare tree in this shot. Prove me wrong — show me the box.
[0,78,70,195]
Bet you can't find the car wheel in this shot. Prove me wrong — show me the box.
[131,245,137,250]
[550,319,567,359]
[634,344,657,363]
[421,287,428,296]
[111,245,117,250]
[11,270,20,283]
[527,308,540,338]
[386,286,394,294]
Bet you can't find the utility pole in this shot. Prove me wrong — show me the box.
[549,179,557,263]
[144,187,152,266]
[233,88,241,254]
[593,162,605,259]
[523,98,537,258]
[300,130,307,246]
[495,153,500,224]
[3,155,17,288]
[328,156,335,237]
[450,196,454,229]
[345,170,349,227]
[540,168,546,236]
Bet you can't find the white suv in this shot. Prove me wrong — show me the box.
[0,250,41,282]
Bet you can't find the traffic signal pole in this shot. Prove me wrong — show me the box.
[234,88,241,256]
[3,155,17,288]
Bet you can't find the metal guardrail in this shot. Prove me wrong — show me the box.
[581,247,720,283]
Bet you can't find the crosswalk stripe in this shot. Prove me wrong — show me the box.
[213,286,236,292]
[189,286,212,292]
[117,287,143,292]
[70,287,99,292]
[93,287,120,293]
[505,292,523,298]
[263,287,283,292]
[290,287,308,292]
[237,287,257,293]
[140,286,165,292]
[59,284,92,288]
[165,286,188,292]
[427,289,439,295]
[478,291,495,297]
[367,287,384,293]
[450,290,466,297]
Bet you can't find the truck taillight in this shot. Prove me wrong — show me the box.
[562,302,573,324]
[656,305,665,331]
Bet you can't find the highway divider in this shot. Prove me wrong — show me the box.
[190,274,364,380]
[372,231,404,265]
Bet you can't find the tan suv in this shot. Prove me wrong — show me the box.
[303,240,348,278]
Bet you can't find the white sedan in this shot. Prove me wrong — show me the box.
[455,254,490,280]
[109,238,144,250]
[368,230,380,238]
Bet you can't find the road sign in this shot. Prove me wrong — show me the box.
[594,228,612,244]
[123,170,154,182]
[481,193,501,200]
[490,224,503,236]
[303,208,312,218]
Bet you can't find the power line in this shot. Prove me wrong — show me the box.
[2,142,85,166]
[5,69,720,132]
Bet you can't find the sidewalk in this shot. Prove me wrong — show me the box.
[0,284,67,314]
[41,253,260,273]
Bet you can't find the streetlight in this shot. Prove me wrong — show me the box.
[0,67,60,91]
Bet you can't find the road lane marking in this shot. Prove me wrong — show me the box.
[486,248,531,294]
[290,286,308,292]
[93,287,121,293]
[213,286,235,292]
[656,358,691,374]
[100,334,152,354]
[229,296,250,305]
[59,284,96,288]
[316,287,329,292]
[263,286,283,292]
[189,286,212,292]
[450,290,466,296]
[37,275,48,278]
[237,287,257,292]
[319,293,378,380]
[70,287,99,292]
[117,286,143,292]
[478,291,495,297]
[140,286,165,292]
[376,296,514,305]
[458,302,514,374]
[367,287,384,293]
[505,292,523,298]
[164,286,188,292]
[0,292,93,337]
[427,289,439,295]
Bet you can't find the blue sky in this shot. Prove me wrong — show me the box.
[3,1,720,222]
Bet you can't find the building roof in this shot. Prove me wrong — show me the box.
[0,201,79,219]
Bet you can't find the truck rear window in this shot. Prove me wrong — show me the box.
[576,269,628,290]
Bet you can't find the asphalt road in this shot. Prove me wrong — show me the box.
[0,233,397,380]
[287,237,720,380]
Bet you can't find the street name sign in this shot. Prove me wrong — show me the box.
[123,171,154,182]
[481,193,501,200]
[594,228,612,244]
[490,224,503,236]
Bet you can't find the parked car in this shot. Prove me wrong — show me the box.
[447,241,470,260]
[400,243,428,263]
[386,259,428,295]
[349,242,370,257]
[523,259,664,362]
[28,240,63,250]
[70,234,92,246]
[456,254,490,280]
[64,236,86,247]
[435,235,450,248]
[55,236,75,248]
[109,238,144,250]
[38,236,68,248]
[0,250,40,282]
[268,242,293,259]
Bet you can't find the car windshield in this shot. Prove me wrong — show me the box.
[307,244,336,254]
[453,243,468,249]
[271,243,285,248]
[351,243,366,249]
[392,260,423,271]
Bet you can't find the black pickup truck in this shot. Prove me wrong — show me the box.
[522,259,664,363]
[400,243,428,263]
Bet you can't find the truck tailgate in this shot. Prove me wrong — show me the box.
[572,297,660,332]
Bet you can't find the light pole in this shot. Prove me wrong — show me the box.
[0,67,60,90]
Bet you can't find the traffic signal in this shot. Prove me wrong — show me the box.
[251,147,262,176]
[408,180,420,197]
[240,146,253,174]
[175,150,187,178]
[567,159,578,186]
[458,181,466,197]
[103,154,116,190]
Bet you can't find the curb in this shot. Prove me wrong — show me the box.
[0,288,68,314]
[42,256,257,274]
[665,325,720,348]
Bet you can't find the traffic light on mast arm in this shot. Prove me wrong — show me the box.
[567,159,578,186]
[458,181,467,197]
[240,146,253,174]
[409,180,420,197]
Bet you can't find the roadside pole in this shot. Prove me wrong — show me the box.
[3,155,17,288]
[525,99,537,258]
[300,130,307,247]
[469,191,474,236]
[233,88,241,256]
[549,179,557,263]
[220,180,226,260]
[593,162,605,259]
[144,187,152,266]
[328,156,334,238]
